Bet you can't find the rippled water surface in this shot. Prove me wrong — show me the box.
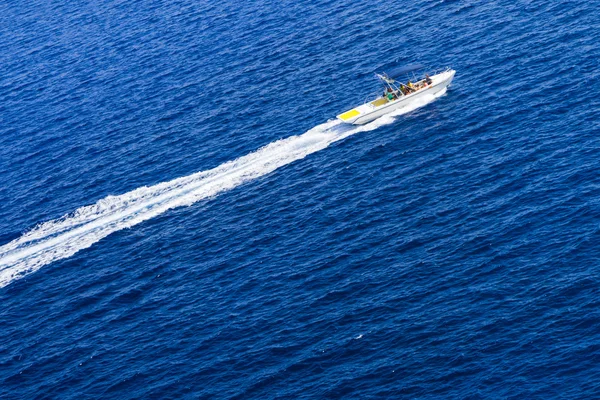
[1,0,600,398]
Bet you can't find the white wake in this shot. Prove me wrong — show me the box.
[0,89,446,288]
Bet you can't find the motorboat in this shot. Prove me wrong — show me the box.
[337,64,455,125]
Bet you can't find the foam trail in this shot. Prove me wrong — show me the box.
[0,89,446,288]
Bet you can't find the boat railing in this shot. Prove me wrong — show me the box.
[430,66,452,76]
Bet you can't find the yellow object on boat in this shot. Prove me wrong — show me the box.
[370,97,389,107]
[338,109,360,120]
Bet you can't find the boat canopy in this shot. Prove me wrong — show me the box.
[385,63,425,79]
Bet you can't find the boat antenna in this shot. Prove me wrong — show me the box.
[375,72,395,84]
[375,73,401,93]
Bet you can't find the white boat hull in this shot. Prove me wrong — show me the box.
[337,69,455,125]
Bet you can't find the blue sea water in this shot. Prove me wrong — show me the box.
[1,0,600,397]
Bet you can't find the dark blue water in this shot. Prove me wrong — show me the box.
[2,0,600,398]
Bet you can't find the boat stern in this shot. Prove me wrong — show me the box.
[337,108,362,124]
[337,103,374,124]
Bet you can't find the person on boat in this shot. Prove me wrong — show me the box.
[407,81,416,92]
[425,74,433,85]
[384,87,395,100]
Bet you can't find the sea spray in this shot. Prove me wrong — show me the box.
[0,89,446,288]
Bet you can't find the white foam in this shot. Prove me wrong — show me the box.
[0,90,446,288]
